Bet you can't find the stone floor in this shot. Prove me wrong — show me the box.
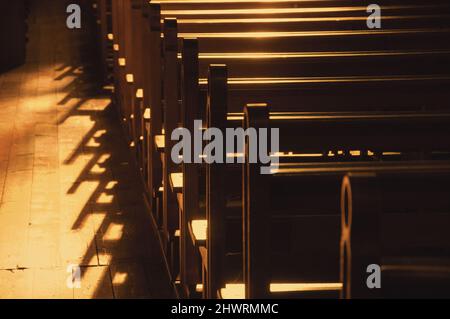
[0,0,174,298]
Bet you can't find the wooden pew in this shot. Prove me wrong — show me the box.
[129,0,146,169]
[105,1,450,298]
[162,17,180,267]
[119,0,135,140]
[94,0,113,83]
[109,0,450,158]
[161,12,450,33]
[168,30,450,260]
[186,67,450,298]
[232,103,450,298]
[109,1,162,222]
[340,171,450,298]
[111,0,127,120]
[169,23,450,122]
[132,0,450,158]
[110,0,140,142]
[161,11,450,294]
[242,161,450,298]
[111,1,450,211]
[142,2,164,216]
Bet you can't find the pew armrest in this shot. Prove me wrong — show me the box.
[170,172,183,193]
[143,108,151,121]
[155,135,165,151]
[188,219,207,247]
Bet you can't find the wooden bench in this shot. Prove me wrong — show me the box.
[241,160,450,298]
[110,0,450,175]
[108,1,450,213]
[340,171,450,298]
[171,10,450,296]
[231,103,450,298]
[104,0,450,298]
[109,1,450,147]
[93,0,113,82]
[184,68,450,298]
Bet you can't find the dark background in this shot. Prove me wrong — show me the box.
[0,1,28,73]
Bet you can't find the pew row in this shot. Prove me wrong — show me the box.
[103,1,450,298]
[340,172,450,298]
[181,67,450,297]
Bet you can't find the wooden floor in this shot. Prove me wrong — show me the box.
[0,0,174,298]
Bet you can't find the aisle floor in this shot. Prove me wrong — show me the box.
[0,0,174,298]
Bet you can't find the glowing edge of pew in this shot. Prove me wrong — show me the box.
[197,74,450,85]
[170,172,183,190]
[191,219,207,242]
[155,135,165,150]
[160,5,439,16]
[169,15,450,25]
[177,50,450,60]
[164,28,450,39]
[195,283,343,298]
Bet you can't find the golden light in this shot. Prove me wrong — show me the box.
[105,181,119,190]
[91,164,106,174]
[219,282,343,299]
[96,192,115,204]
[126,74,134,83]
[103,223,125,241]
[191,220,207,241]
[112,272,128,285]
